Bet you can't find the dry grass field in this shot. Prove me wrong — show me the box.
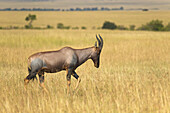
[0,11,170,28]
[0,11,170,113]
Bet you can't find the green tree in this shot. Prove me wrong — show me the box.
[102,21,117,30]
[147,20,164,31]
[137,20,164,31]
[25,14,37,28]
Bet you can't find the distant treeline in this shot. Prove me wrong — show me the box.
[0,7,125,11]
[2,14,169,31]
[102,20,170,31]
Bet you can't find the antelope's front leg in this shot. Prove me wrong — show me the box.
[38,72,49,94]
[66,69,72,94]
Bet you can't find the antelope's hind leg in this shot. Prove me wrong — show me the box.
[38,72,49,94]
[72,71,81,91]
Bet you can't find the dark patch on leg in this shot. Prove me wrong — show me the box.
[28,67,31,74]
[66,68,74,81]
[38,72,44,83]
[66,69,72,81]
[72,71,81,91]
[67,74,71,81]
[32,76,37,81]
[72,71,79,79]
[26,72,37,80]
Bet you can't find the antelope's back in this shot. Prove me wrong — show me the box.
[28,47,78,71]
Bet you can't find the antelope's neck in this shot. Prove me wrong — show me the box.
[75,47,94,66]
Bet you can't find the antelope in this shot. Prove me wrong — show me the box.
[24,35,103,94]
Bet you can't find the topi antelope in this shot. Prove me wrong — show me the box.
[24,34,103,94]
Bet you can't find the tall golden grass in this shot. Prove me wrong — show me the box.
[0,11,170,113]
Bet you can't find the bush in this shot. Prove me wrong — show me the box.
[57,23,64,29]
[164,23,170,31]
[137,24,149,30]
[47,25,53,29]
[102,21,117,30]
[81,26,86,29]
[57,23,70,29]
[64,26,70,29]
[34,27,42,29]
[147,20,164,31]
[13,26,19,29]
[137,20,164,31]
[72,27,79,30]
[117,25,128,30]
[129,25,136,30]
[25,25,32,29]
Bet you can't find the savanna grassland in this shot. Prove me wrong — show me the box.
[0,11,170,113]
[1,11,170,28]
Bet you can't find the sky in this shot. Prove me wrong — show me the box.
[0,0,169,2]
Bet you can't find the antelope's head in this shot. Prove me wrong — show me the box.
[91,34,103,68]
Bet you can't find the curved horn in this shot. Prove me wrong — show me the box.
[96,35,101,47]
[95,41,97,47]
[98,34,103,49]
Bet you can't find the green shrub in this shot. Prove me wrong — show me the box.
[47,25,53,29]
[72,27,79,30]
[129,25,136,30]
[164,23,170,31]
[147,20,164,31]
[137,24,149,30]
[57,23,70,29]
[57,23,64,29]
[64,26,70,29]
[102,21,117,30]
[117,25,128,30]
[81,26,86,29]
[25,25,32,29]
[34,27,42,29]
[13,26,19,29]
[137,20,164,31]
